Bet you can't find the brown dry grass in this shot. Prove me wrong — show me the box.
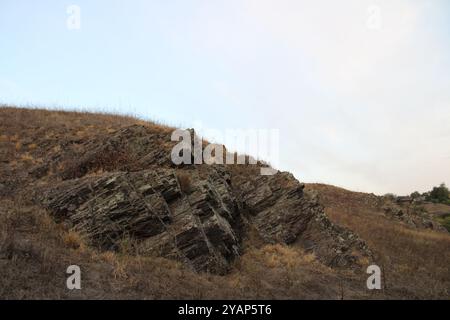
[2,106,352,299]
[307,183,450,299]
[1,106,449,299]
[0,197,363,299]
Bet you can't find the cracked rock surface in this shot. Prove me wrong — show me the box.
[39,126,372,273]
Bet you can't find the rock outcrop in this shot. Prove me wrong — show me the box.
[232,172,371,267]
[39,126,372,273]
[42,167,242,274]
[382,201,447,232]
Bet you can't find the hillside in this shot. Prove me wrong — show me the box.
[1,106,449,299]
[306,184,450,298]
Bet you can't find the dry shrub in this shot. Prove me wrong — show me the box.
[258,244,306,268]
[61,149,133,179]
[229,244,340,299]
[239,244,318,274]
[62,230,86,251]
[1,106,448,299]
[20,153,34,162]
[307,183,450,299]
[93,149,133,172]
[177,171,192,194]
[117,236,140,256]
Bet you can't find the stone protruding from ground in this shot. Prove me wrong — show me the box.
[42,169,371,273]
[42,168,241,274]
[39,125,372,273]
[232,172,371,267]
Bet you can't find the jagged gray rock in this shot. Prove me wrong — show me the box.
[232,172,371,267]
[42,167,243,273]
[39,126,372,274]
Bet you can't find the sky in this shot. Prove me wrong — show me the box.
[1,0,449,195]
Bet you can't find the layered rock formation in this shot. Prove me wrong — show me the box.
[38,126,372,273]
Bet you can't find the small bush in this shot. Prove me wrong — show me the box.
[437,215,450,232]
[62,230,85,250]
[177,172,192,194]
[383,193,397,201]
[428,183,449,204]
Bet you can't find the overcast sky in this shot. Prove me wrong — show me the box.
[1,0,449,195]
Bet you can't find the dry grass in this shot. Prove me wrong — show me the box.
[229,244,367,299]
[62,230,86,251]
[0,197,367,299]
[1,106,448,299]
[307,183,450,299]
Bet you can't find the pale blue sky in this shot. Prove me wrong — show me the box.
[1,0,449,194]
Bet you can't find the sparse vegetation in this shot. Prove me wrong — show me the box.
[1,106,449,299]
[307,183,450,299]
[437,215,450,232]
[410,191,421,199]
[427,183,450,204]
[383,193,397,201]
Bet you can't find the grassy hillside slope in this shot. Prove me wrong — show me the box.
[1,106,448,299]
